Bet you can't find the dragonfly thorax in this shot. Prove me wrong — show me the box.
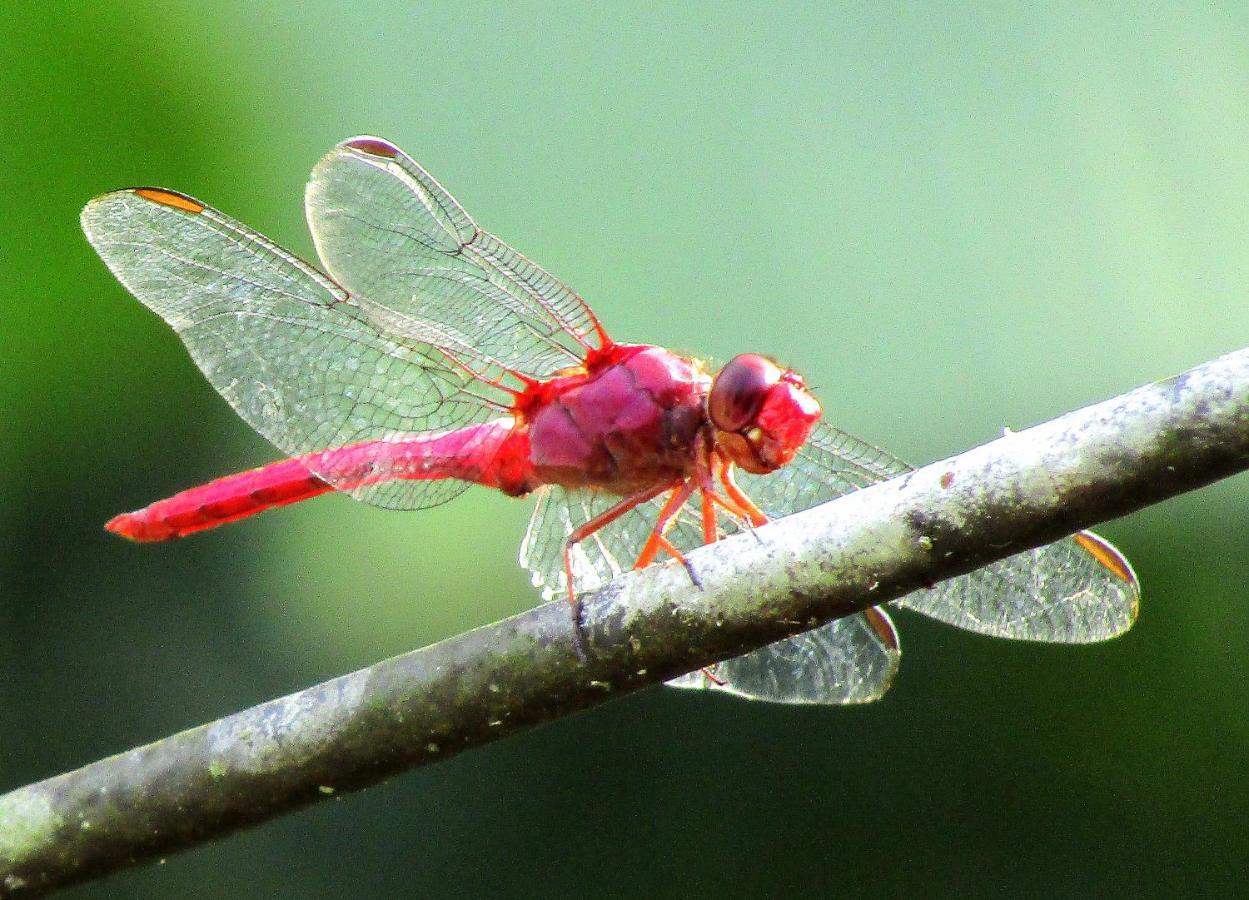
[525,343,711,494]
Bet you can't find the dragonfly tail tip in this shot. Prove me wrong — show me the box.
[105,512,170,543]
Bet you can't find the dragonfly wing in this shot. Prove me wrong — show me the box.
[895,532,1139,642]
[664,608,899,704]
[738,421,1139,642]
[305,137,605,381]
[81,188,488,510]
[732,422,912,517]
[519,484,900,704]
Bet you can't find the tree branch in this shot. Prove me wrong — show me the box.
[5,346,1249,897]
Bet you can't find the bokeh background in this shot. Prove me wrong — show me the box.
[4,2,1249,896]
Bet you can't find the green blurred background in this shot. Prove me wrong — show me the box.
[4,2,1249,896]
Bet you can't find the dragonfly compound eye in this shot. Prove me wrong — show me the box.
[709,354,781,433]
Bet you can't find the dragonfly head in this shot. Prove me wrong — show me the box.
[709,354,822,474]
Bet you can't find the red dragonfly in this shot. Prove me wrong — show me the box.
[82,137,1139,704]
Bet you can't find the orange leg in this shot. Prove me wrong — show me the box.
[698,491,718,545]
[700,666,727,686]
[562,482,672,605]
[702,487,752,522]
[719,463,769,527]
[694,454,733,537]
[632,479,697,569]
[692,452,764,535]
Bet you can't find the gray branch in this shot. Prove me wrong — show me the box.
[5,346,1249,897]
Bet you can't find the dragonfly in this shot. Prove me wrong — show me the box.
[82,136,1140,705]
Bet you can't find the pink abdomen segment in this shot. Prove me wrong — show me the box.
[106,458,334,541]
[107,420,532,542]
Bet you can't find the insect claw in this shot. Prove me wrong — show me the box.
[568,596,590,663]
[681,558,704,591]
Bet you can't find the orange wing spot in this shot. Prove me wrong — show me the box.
[863,606,900,650]
[134,188,205,214]
[344,137,401,159]
[1073,531,1136,584]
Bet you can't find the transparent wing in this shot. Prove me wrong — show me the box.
[895,531,1139,642]
[737,422,1140,643]
[733,422,912,515]
[81,187,491,510]
[305,136,606,382]
[519,485,901,705]
[664,608,899,705]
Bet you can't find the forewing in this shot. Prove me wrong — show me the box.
[81,188,486,510]
[738,421,1140,642]
[519,484,900,705]
[305,137,605,381]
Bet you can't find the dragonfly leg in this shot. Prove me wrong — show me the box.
[699,665,727,686]
[650,533,703,590]
[702,488,752,524]
[562,482,672,606]
[633,480,704,589]
[718,463,769,527]
[634,481,704,594]
[693,452,735,539]
[632,479,698,570]
[689,450,766,545]
[699,490,718,545]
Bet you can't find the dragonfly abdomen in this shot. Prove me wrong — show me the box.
[107,420,536,541]
[106,458,334,541]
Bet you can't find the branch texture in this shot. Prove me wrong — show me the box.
[4,346,1249,896]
